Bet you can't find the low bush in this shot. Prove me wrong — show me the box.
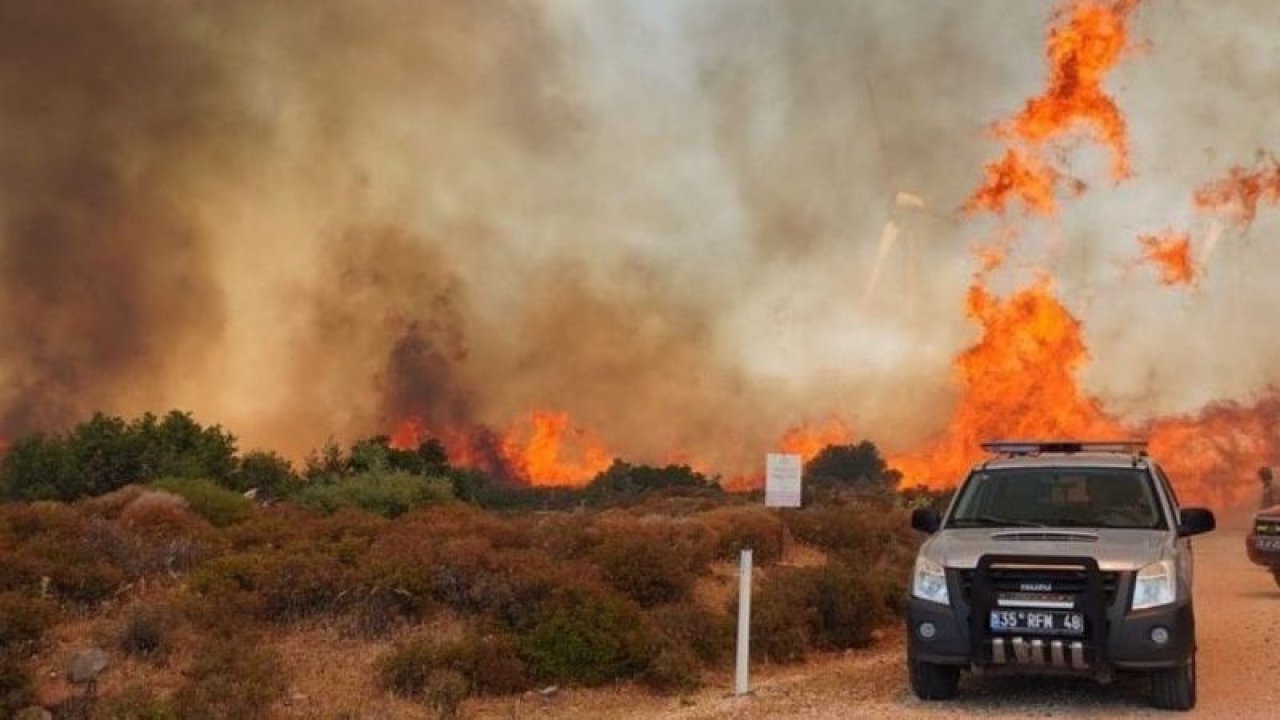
[149,478,251,527]
[591,523,704,607]
[94,684,177,719]
[516,585,658,687]
[649,602,733,665]
[378,632,529,705]
[813,558,888,650]
[0,592,57,657]
[744,566,820,663]
[0,654,34,718]
[169,639,287,720]
[188,549,353,624]
[698,505,787,564]
[644,643,701,692]
[292,472,452,518]
[118,603,176,661]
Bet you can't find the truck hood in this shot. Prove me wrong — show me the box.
[924,528,1168,572]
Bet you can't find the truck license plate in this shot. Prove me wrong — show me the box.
[1256,537,1280,551]
[989,610,1084,636]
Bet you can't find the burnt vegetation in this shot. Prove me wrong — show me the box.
[0,410,929,718]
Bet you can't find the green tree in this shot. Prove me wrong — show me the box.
[131,411,237,483]
[804,441,901,496]
[0,434,76,501]
[232,451,297,498]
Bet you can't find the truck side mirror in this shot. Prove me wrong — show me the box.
[1178,507,1216,536]
[911,507,941,534]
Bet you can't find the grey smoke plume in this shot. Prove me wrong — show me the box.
[5,0,1280,483]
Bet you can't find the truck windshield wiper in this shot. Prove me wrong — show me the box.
[952,515,1046,528]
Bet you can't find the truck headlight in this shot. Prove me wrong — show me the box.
[1132,559,1176,610]
[912,556,950,605]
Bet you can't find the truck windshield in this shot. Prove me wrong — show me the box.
[948,467,1165,530]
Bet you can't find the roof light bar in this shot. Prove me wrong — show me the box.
[980,440,1149,455]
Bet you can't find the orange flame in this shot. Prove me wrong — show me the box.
[892,276,1122,487]
[779,417,855,463]
[966,148,1060,216]
[1137,232,1198,286]
[968,0,1139,215]
[1193,159,1280,226]
[390,410,613,487]
[501,410,613,487]
[1008,0,1137,179]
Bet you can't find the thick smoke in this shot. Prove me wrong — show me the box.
[0,1,248,432]
[5,1,1280,484]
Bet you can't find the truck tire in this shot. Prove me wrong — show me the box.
[1150,653,1196,711]
[909,659,960,700]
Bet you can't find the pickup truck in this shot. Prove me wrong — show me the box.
[906,441,1216,710]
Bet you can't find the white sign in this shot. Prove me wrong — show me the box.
[765,453,803,508]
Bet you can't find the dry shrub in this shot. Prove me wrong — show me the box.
[378,631,529,702]
[644,643,701,692]
[650,602,733,665]
[785,501,914,559]
[697,505,787,564]
[425,669,468,720]
[187,550,353,624]
[590,518,715,607]
[744,566,820,663]
[94,684,176,719]
[169,638,287,720]
[0,592,58,657]
[0,507,128,605]
[80,484,150,518]
[115,493,217,575]
[0,654,34,718]
[118,603,177,661]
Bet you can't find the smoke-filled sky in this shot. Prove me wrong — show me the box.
[3,0,1280,475]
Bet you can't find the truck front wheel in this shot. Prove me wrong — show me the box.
[1150,652,1196,711]
[909,659,960,700]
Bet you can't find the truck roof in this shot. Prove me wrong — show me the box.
[978,452,1149,472]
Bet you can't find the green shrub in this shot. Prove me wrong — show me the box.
[169,639,287,720]
[292,472,452,518]
[150,478,250,527]
[516,586,657,686]
[230,450,297,498]
[94,685,177,719]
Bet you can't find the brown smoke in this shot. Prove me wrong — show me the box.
[0,0,250,433]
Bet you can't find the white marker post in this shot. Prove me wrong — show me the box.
[735,547,753,697]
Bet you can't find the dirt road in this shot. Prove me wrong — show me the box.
[474,527,1280,719]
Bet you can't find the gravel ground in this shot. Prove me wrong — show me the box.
[473,528,1280,719]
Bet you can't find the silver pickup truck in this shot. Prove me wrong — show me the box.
[906,441,1216,711]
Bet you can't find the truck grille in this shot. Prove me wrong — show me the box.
[959,566,1120,608]
[1255,519,1280,536]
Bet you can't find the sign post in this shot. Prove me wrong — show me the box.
[765,453,803,508]
[734,548,753,696]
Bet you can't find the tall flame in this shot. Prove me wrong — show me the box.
[968,0,1138,215]
[501,410,613,487]
[892,276,1121,487]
